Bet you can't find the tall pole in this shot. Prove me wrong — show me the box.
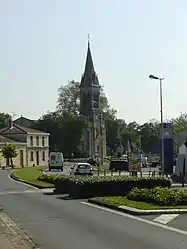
[149,75,165,173]
[139,135,142,170]
[160,78,164,172]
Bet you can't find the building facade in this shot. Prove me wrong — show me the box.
[0,122,50,167]
[79,40,106,161]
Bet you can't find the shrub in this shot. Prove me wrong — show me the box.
[68,176,171,198]
[38,174,72,193]
[127,187,187,206]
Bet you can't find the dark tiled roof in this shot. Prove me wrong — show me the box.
[14,116,37,128]
[14,124,46,134]
[0,135,18,143]
[1,124,48,135]
[0,127,8,134]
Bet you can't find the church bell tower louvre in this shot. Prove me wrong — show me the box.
[79,36,106,162]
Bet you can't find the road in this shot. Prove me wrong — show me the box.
[0,170,187,248]
[45,164,160,177]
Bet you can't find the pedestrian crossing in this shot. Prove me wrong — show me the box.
[153,214,180,224]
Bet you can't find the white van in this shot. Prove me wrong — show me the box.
[48,152,64,171]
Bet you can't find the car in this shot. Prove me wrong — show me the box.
[109,159,129,171]
[69,163,93,176]
[87,157,99,166]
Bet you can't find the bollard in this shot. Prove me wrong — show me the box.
[104,169,106,176]
[119,171,121,176]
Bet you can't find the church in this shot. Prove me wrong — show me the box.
[79,39,107,163]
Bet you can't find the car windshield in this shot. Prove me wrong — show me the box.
[77,164,90,169]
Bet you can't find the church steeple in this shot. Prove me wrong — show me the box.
[80,36,100,87]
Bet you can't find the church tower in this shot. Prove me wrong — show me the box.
[80,38,106,162]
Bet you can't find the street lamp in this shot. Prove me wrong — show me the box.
[149,74,164,172]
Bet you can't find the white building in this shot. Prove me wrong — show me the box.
[0,122,50,167]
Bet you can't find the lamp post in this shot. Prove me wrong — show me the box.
[149,74,164,172]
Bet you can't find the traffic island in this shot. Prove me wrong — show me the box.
[11,166,55,189]
[88,196,187,215]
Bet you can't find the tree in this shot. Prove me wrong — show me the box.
[57,80,117,118]
[33,111,64,152]
[172,113,187,135]
[1,143,18,168]
[0,112,12,129]
[57,80,80,116]
[60,114,88,158]
[33,111,88,157]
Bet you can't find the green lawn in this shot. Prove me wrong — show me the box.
[63,162,73,166]
[99,196,187,210]
[13,166,54,188]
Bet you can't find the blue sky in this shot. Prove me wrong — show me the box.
[0,0,187,124]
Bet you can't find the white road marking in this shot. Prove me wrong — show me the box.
[0,188,54,195]
[153,214,179,224]
[80,202,187,236]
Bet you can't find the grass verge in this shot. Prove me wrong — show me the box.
[13,166,54,188]
[99,196,187,210]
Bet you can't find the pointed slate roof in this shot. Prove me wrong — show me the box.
[0,124,49,135]
[80,41,100,87]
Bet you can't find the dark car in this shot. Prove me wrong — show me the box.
[87,157,99,166]
[109,159,129,171]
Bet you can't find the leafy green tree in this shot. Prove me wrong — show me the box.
[60,114,88,158]
[1,143,18,167]
[172,113,187,135]
[33,111,88,157]
[0,112,11,129]
[57,80,116,118]
[33,111,64,151]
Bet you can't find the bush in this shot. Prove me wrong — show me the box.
[127,187,187,206]
[38,174,72,193]
[68,176,171,198]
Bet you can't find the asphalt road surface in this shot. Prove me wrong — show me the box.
[0,170,187,248]
[45,164,160,176]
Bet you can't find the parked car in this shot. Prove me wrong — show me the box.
[109,159,129,171]
[87,157,99,166]
[150,156,161,167]
[69,163,93,176]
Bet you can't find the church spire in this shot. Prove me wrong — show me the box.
[80,36,100,87]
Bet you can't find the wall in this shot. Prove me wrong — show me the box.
[27,148,49,166]
[179,144,187,155]
[176,154,187,176]
[26,134,49,148]
[0,144,27,167]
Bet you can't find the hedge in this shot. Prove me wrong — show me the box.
[38,174,171,198]
[68,176,171,198]
[127,187,187,206]
[38,174,71,194]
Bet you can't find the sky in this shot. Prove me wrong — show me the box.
[0,0,187,124]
